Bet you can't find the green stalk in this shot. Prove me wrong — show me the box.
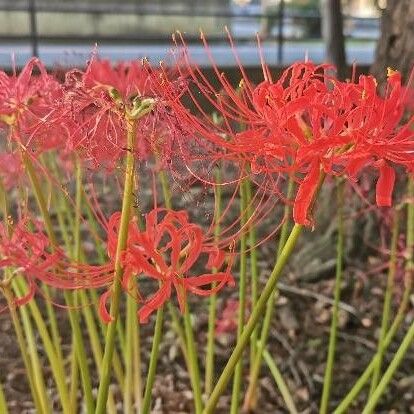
[246,178,259,373]
[95,117,137,414]
[369,209,400,396]
[205,168,222,395]
[141,170,189,413]
[333,282,411,414]
[142,306,164,414]
[17,295,50,414]
[0,179,49,413]
[22,153,63,362]
[159,169,190,362]
[243,178,294,411]
[262,346,298,414]
[230,180,248,414]
[362,178,414,413]
[334,178,414,413]
[183,301,203,414]
[203,223,303,414]
[51,162,123,404]
[0,382,7,414]
[124,280,138,414]
[26,153,95,413]
[320,181,345,414]
[78,291,117,414]
[362,319,414,413]
[13,278,72,414]
[133,318,143,413]
[2,284,46,414]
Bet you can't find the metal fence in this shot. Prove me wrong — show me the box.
[0,0,379,65]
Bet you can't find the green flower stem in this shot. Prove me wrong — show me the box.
[262,346,298,414]
[143,169,191,412]
[133,320,143,413]
[183,301,203,414]
[0,179,48,413]
[69,344,80,412]
[334,178,414,413]
[369,209,400,396]
[0,382,7,414]
[51,163,124,403]
[362,178,414,413]
[78,291,117,414]
[243,178,294,411]
[64,291,95,413]
[25,153,95,413]
[142,306,165,414]
[320,181,345,414]
[159,170,190,363]
[2,283,47,414]
[205,168,222,395]
[203,223,303,414]
[124,280,138,414]
[362,319,414,413]
[230,180,248,414]
[22,153,62,362]
[95,117,137,414]
[246,178,259,372]
[333,282,411,414]
[16,290,51,414]
[13,277,72,414]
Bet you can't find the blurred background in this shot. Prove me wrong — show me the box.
[0,0,387,70]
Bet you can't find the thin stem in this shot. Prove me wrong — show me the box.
[124,281,137,414]
[160,170,190,363]
[142,306,164,414]
[333,282,411,413]
[0,382,7,414]
[2,284,47,414]
[243,178,294,411]
[69,344,80,412]
[262,346,298,414]
[13,278,72,414]
[64,290,95,413]
[203,223,303,414]
[0,179,49,413]
[205,168,222,395]
[133,319,143,413]
[183,302,203,414]
[246,178,259,374]
[95,117,137,414]
[334,178,414,413]
[362,319,414,413]
[230,180,248,414]
[369,209,400,396]
[22,153,62,362]
[320,180,345,414]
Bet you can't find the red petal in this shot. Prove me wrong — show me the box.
[376,161,395,207]
[14,280,36,307]
[99,290,114,324]
[293,160,320,226]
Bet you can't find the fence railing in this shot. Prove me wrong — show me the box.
[0,0,379,65]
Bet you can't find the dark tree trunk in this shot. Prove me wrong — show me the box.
[371,0,414,83]
[320,0,347,80]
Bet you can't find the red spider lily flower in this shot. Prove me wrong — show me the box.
[0,218,114,307]
[105,208,234,323]
[0,58,66,153]
[47,58,175,170]
[156,34,414,225]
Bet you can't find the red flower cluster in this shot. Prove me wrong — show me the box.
[103,208,234,323]
[156,35,414,226]
[0,219,113,306]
